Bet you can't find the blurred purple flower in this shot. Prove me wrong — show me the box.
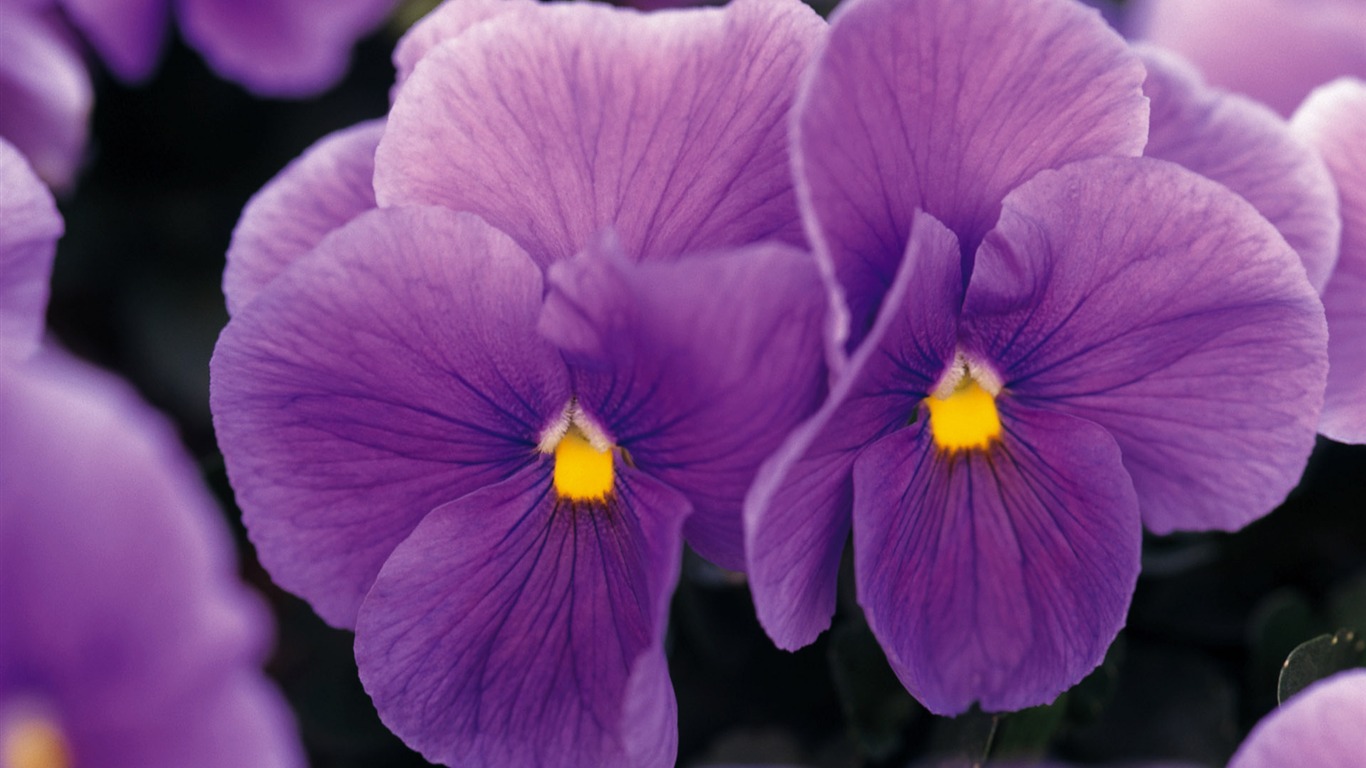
[211,0,828,765]
[0,137,302,768]
[1228,669,1366,768]
[1131,0,1366,117]
[744,0,1328,716]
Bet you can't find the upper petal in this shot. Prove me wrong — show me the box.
[223,119,382,316]
[390,0,533,96]
[355,464,687,768]
[1139,45,1341,292]
[212,206,569,628]
[853,401,1140,715]
[1293,78,1366,443]
[60,0,169,82]
[540,238,829,569]
[962,157,1327,533]
[1228,669,1366,768]
[0,7,92,189]
[375,0,824,268]
[794,0,1148,346]
[0,137,62,361]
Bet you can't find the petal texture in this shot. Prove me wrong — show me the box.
[212,206,569,628]
[390,0,532,95]
[1228,669,1366,768]
[1294,78,1366,443]
[962,157,1327,533]
[540,239,829,569]
[853,402,1140,715]
[0,138,62,361]
[355,465,687,768]
[0,8,92,189]
[375,0,823,267]
[223,119,382,316]
[794,0,1148,343]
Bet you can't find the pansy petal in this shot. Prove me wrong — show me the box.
[794,0,1148,343]
[1228,669,1366,768]
[211,206,569,628]
[223,119,382,316]
[962,157,1327,533]
[0,8,92,189]
[355,464,687,768]
[391,0,533,94]
[853,402,1140,715]
[539,238,828,569]
[375,0,823,267]
[745,211,961,648]
[60,0,168,81]
[1293,78,1366,443]
[1139,46,1341,292]
[0,137,62,361]
[177,0,394,96]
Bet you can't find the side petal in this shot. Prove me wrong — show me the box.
[211,206,569,628]
[1139,45,1341,292]
[962,157,1327,533]
[852,402,1140,715]
[794,0,1148,344]
[1229,669,1366,768]
[355,465,687,768]
[0,137,62,361]
[0,7,92,189]
[223,119,382,316]
[375,0,823,267]
[745,210,961,649]
[1293,78,1366,443]
[539,239,829,570]
[60,0,169,81]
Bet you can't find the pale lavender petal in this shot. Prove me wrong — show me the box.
[1139,46,1341,292]
[0,138,61,361]
[223,119,381,316]
[355,465,686,768]
[60,0,168,81]
[0,353,302,768]
[1294,78,1366,443]
[177,0,396,96]
[853,402,1140,715]
[0,7,92,189]
[211,206,569,628]
[745,211,961,648]
[539,238,828,569]
[375,0,823,267]
[962,157,1327,534]
[794,0,1148,344]
[391,0,533,95]
[1133,0,1366,116]
[1229,669,1366,768]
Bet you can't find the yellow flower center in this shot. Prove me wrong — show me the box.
[926,377,1001,452]
[553,425,614,501]
[2,713,70,768]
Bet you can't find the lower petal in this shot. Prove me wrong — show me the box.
[852,402,1140,715]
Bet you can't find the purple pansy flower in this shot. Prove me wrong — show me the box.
[211,0,827,764]
[0,137,302,768]
[744,0,1328,716]
[1293,78,1366,443]
[0,5,92,189]
[1228,669,1366,768]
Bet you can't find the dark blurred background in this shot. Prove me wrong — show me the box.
[44,1,1365,765]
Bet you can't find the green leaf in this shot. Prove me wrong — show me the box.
[1277,628,1366,704]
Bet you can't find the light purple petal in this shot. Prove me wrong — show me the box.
[355,464,686,768]
[211,206,569,628]
[390,0,533,96]
[794,0,1148,345]
[1138,45,1341,292]
[745,211,960,649]
[0,352,302,768]
[375,0,823,268]
[962,157,1327,534]
[853,401,1140,715]
[176,0,396,96]
[223,119,381,316]
[0,7,92,189]
[1293,78,1366,443]
[0,137,61,361]
[1133,0,1366,117]
[539,238,828,570]
[60,0,168,81]
[1229,669,1366,768]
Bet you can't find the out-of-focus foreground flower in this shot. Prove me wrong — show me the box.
[211,0,829,765]
[745,0,1328,716]
[0,137,302,768]
[1228,668,1366,768]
